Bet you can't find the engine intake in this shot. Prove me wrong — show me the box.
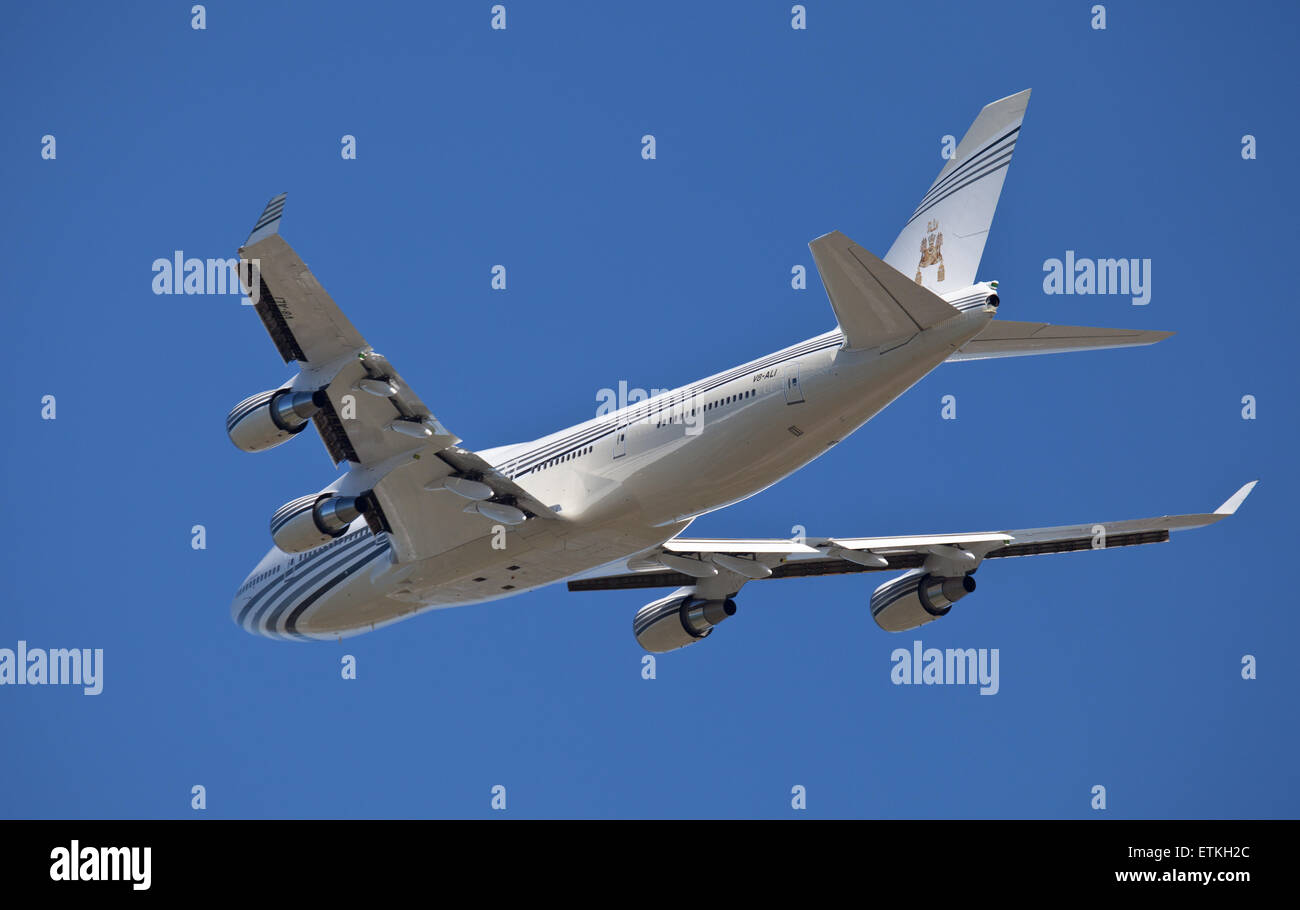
[634,591,737,653]
[270,493,366,553]
[870,569,975,632]
[227,388,326,453]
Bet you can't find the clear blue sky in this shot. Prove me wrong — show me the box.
[2,1,1295,819]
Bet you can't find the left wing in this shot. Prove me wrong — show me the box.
[239,195,463,467]
[241,193,369,368]
[568,482,1257,592]
[236,195,557,562]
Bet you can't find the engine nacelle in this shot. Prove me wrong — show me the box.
[227,388,325,453]
[270,493,365,553]
[870,569,975,632]
[634,591,737,653]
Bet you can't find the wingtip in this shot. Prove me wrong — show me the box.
[808,229,845,249]
[1215,480,1258,515]
[984,88,1032,110]
[246,193,288,246]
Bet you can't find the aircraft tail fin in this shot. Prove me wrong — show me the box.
[883,89,1030,293]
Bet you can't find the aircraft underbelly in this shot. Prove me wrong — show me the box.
[294,319,986,638]
[296,520,684,636]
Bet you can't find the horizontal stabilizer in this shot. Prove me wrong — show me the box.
[946,320,1173,362]
[809,230,959,351]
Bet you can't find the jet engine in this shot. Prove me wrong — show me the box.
[227,388,326,453]
[870,568,975,632]
[634,591,737,653]
[270,493,366,553]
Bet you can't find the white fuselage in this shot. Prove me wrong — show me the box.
[232,300,993,640]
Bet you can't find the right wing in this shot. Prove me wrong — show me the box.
[946,319,1174,362]
[567,482,1257,592]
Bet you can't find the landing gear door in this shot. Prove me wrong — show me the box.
[785,363,805,404]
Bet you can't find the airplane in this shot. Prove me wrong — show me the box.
[227,88,1255,651]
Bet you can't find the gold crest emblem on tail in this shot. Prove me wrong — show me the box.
[915,218,944,284]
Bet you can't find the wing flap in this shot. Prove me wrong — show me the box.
[305,354,459,467]
[437,447,560,522]
[663,538,822,554]
[366,450,559,563]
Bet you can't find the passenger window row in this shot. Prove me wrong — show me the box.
[654,387,757,425]
[238,563,281,595]
[704,388,756,412]
[541,445,593,470]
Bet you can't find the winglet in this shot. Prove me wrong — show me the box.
[1215,481,1258,515]
[246,193,287,247]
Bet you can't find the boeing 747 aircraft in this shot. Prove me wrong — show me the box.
[228,89,1254,651]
